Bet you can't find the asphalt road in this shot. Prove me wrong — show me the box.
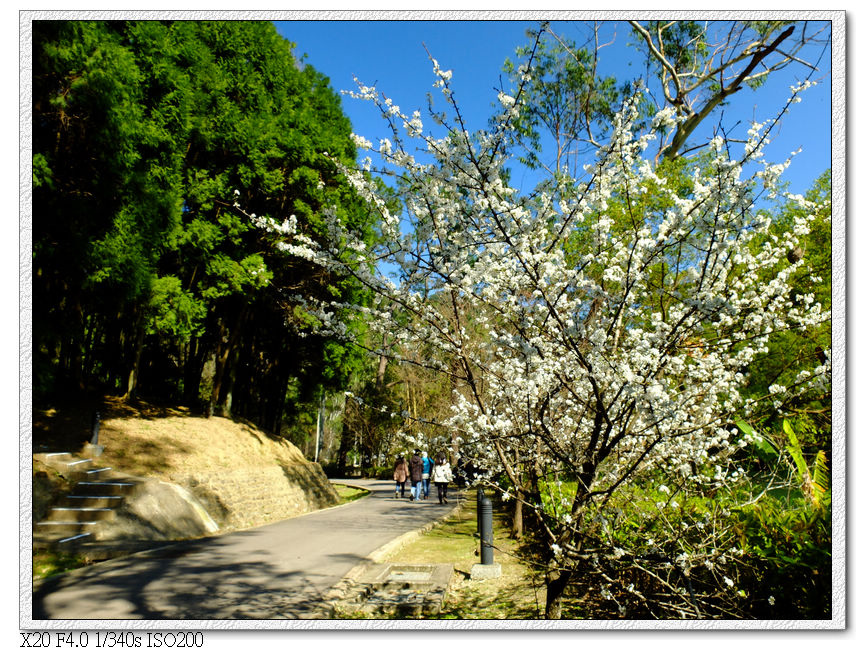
[31,479,460,621]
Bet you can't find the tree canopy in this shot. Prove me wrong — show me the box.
[32,20,377,435]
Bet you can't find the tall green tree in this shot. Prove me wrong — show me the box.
[32,20,377,437]
[501,25,621,181]
[628,19,829,161]
[33,21,188,398]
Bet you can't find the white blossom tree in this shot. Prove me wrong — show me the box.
[251,27,831,618]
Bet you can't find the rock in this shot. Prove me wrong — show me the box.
[99,480,219,542]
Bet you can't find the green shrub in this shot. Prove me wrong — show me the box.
[732,493,831,618]
[366,465,392,480]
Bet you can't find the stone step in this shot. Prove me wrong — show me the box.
[33,452,71,473]
[82,466,114,477]
[74,481,137,496]
[35,520,102,537]
[64,458,94,470]
[45,506,116,523]
[33,451,135,550]
[61,495,124,508]
[55,532,94,546]
[32,531,94,549]
[37,452,72,461]
[35,453,102,481]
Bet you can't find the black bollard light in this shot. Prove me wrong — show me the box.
[469,489,501,580]
[479,495,494,565]
[90,411,101,445]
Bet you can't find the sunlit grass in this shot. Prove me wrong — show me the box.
[333,484,369,504]
[33,550,89,582]
[368,493,547,619]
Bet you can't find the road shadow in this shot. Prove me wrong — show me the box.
[33,541,360,620]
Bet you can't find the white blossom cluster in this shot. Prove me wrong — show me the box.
[257,55,831,595]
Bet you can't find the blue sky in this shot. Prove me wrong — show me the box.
[276,19,832,197]
[277,20,535,133]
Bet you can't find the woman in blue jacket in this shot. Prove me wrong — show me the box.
[421,451,434,500]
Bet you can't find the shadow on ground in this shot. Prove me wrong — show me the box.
[33,539,366,620]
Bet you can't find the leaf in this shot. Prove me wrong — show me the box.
[784,420,809,481]
[736,419,779,459]
[810,450,830,509]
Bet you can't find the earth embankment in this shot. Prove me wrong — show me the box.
[34,400,339,536]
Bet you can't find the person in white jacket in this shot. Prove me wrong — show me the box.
[430,451,454,504]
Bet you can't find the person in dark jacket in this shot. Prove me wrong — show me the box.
[409,450,424,502]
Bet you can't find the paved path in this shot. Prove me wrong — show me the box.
[31,479,460,621]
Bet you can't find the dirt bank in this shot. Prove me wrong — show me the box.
[33,399,339,534]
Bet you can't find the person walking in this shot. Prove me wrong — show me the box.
[409,449,424,502]
[421,450,434,500]
[393,455,409,498]
[431,451,454,504]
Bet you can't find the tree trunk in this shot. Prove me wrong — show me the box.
[63,300,86,392]
[209,340,227,417]
[512,493,524,539]
[660,24,795,161]
[509,448,525,537]
[336,405,353,475]
[182,339,206,406]
[208,306,247,417]
[264,364,290,435]
[217,344,240,417]
[375,333,389,390]
[123,313,146,401]
[81,313,97,386]
[543,458,594,618]
[544,566,573,619]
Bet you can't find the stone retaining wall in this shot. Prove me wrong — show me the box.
[69,413,342,539]
[175,460,339,531]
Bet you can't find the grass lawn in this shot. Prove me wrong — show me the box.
[373,491,548,619]
[333,484,369,504]
[32,550,89,582]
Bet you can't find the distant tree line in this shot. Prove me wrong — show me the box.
[32,20,379,435]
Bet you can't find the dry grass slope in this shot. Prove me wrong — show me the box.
[34,398,339,534]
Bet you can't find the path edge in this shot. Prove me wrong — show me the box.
[314,497,464,618]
